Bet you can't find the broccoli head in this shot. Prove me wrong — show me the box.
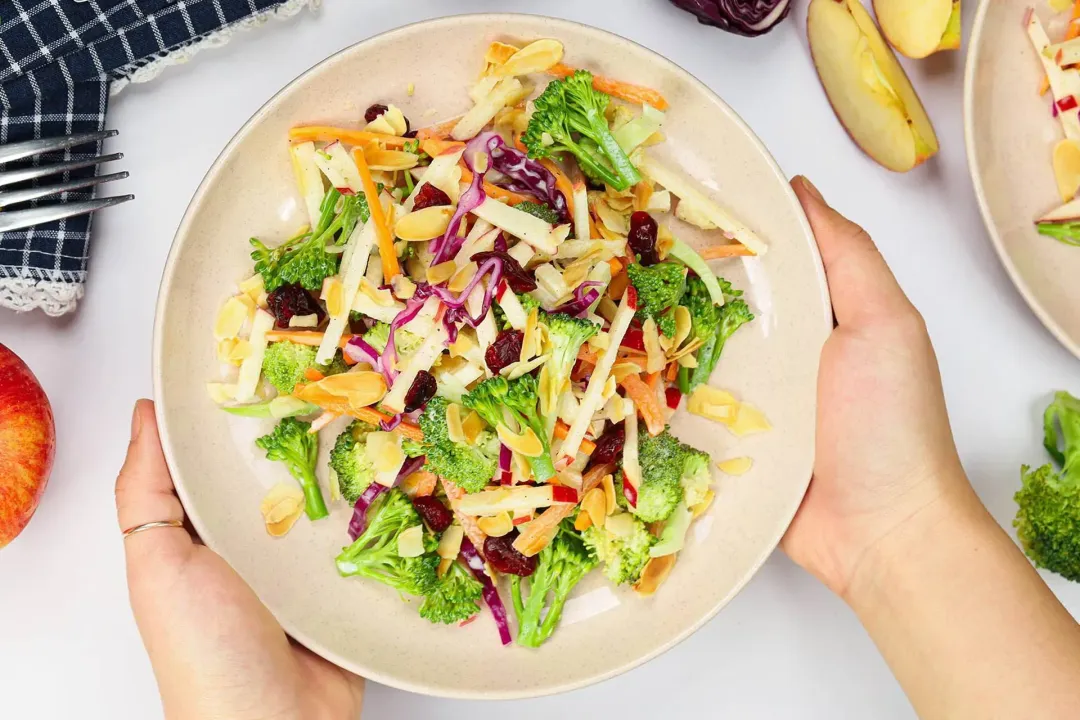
[362,321,424,357]
[416,396,498,493]
[262,340,349,395]
[681,446,713,509]
[680,275,754,394]
[463,375,556,482]
[627,262,686,337]
[515,201,561,224]
[256,417,328,520]
[522,71,641,192]
[620,429,689,523]
[335,488,439,596]
[582,514,655,585]
[511,524,598,647]
[419,559,483,625]
[1014,391,1080,581]
[329,421,379,504]
[541,311,599,413]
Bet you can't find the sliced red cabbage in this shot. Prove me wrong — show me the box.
[551,281,603,318]
[429,256,504,328]
[432,150,488,264]
[467,132,569,222]
[669,0,791,37]
[348,483,389,540]
[470,250,536,293]
[344,336,383,369]
[460,537,513,646]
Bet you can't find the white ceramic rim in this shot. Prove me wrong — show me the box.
[152,12,830,698]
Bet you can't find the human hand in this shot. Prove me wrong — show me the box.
[116,399,365,720]
[782,177,977,599]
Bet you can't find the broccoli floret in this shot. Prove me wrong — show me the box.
[582,515,655,585]
[621,430,688,523]
[522,70,642,192]
[415,396,498,493]
[510,525,598,647]
[627,262,686,337]
[541,310,599,414]
[256,417,328,520]
[463,375,556,482]
[420,559,483,625]
[262,341,349,394]
[329,421,379,504]
[335,488,439,595]
[251,188,364,291]
[515,201,561,224]
[1014,391,1080,581]
[517,292,542,315]
[681,447,712,509]
[362,321,424,356]
[683,285,754,393]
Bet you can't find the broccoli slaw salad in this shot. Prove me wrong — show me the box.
[207,38,773,649]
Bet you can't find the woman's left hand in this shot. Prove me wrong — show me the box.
[116,399,365,720]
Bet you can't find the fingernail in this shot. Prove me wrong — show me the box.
[131,403,143,441]
[799,176,824,203]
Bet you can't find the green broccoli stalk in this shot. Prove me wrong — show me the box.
[1014,391,1080,581]
[523,71,641,192]
[420,560,484,625]
[329,421,379,504]
[335,489,439,595]
[678,275,754,394]
[414,396,499,493]
[620,429,688,523]
[463,375,556,482]
[541,311,599,419]
[251,187,365,291]
[515,201,561,224]
[262,341,350,395]
[1036,221,1080,248]
[510,525,598,647]
[626,262,687,337]
[255,417,328,520]
[582,514,655,585]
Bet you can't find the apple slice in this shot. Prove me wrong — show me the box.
[874,0,961,59]
[1039,196,1080,223]
[808,0,939,172]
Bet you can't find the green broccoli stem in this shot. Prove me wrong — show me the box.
[568,111,641,191]
[510,575,525,619]
[677,365,692,396]
[297,468,329,520]
[1036,221,1080,247]
[560,142,623,190]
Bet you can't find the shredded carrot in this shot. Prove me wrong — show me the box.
[607,257,624,276]
[401,470,438,498]
[539,158,576,218]
[288,126,407,148]
[266,330,355,347]
[415,117,460,142]
[352,148,400,281]
[588,212,599,240]
[420,138,465,157]
[665,361,678,383]
[309,411,340,433]
[574,511,593,531]
[645,371,661,392]
[485,43,668,110]
[459,164,533,205]
[554,420,595,454]
[514,136,529,154]
[621,374,666,437]
[304,367,325,382]
[577,345,599,364]
[608,269,630,299]
[701,243,755,260]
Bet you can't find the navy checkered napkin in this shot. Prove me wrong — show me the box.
[0,0,315,316]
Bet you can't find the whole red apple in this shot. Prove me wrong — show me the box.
[0,343,55,548]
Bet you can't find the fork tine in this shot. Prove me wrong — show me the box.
[0,195,134,233]
[0,171,128,208]
[0,152,123,188]
[0,130,118,165]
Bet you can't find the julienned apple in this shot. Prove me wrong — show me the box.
[0,343,54,548]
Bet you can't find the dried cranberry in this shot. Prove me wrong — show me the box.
[589,422,625,467]
[628,211,660,266]
[403,370,438,413]
[350,314,372,335]
[484,530,537,577]
[364,103,389,123]
[471,250,536,293]
[412,183,452,210]
[266,284,325,328]
[412,495,453,533]
[404,129,418,139]
[485,330,523,374]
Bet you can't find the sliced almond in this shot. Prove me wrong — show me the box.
[602,375,618,401]
[367,149,419,171]
[691,489,716,520]
[395,205,454,241]
[323,277,346,317]
[632,181,654,213]
[500,353,549,380]
[717,456,753,475]
[497,425,544,457]
[217,338,238,364]
[633,554,677,596]
[672,306,692,351]
[397,525,426,557]
[302,371,387,410]
[427,260,458,285]
[582,487,607,529]
[521,306,540,362]
[214,296,249,340]
[601,473,617,515]
[288,313,319,329]
[448,329,476,359]
[461,410,486,444]
[359,278,397,307]
[437,524,465,559]
[727,403,772,436]
[485,40,521,66]
[642,318,666,373]
[595,197,630,235]
[401,470,438,498]
[382,105,409,136]
[477,511,514,538]
[448,261,478,293]
[446,402,469,444]
[574,511,593,531]
[391,274,417,300]
[611,361,643,383]
[687,386,739,424]
[368,431,405,474]
[676,353,698,369]
[261,483,305,537]
[492,38,564,77]
[1054,138,1080,202]
[238,273,264,296]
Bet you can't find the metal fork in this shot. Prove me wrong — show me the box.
[0,129,133,233]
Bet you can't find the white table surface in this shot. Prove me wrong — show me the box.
[2,1,1079,718]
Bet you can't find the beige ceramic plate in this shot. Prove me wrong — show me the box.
[153,14,830,699]
[966,0,1080,359]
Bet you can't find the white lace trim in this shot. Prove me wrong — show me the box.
[110,0,320,96]
[0,277,84,316]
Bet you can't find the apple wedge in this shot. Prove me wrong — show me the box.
[808,0,940,172]
[874,0,961,59]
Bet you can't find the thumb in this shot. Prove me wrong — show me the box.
[115,399,191,561]
[792,176,914,328]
